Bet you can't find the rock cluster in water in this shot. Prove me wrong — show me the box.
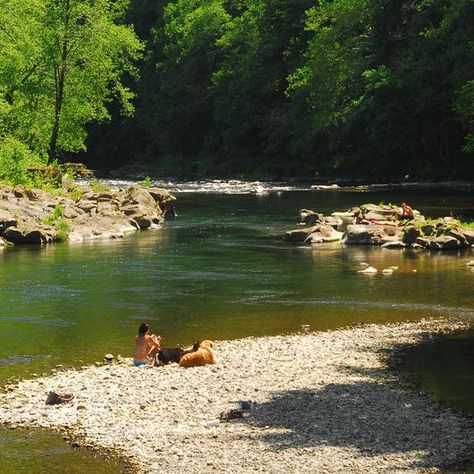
[0,184,176,247]
[0,320,472,473]
[285,203,474,251]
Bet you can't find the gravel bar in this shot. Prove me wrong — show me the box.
[1,319,473,473]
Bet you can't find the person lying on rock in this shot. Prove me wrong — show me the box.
[134,322,161,367]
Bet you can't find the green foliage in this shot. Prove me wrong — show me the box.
[142,175,152,188]
[0,0,143,163]
[2,0,473,179]
[0,135,42,185]
[55,220,70,241]
[42,204,64,226]
[66,185,85,202]
[42,203,69,241]
[89,178,110,193]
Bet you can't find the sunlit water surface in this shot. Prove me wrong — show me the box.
[0,187,473,472]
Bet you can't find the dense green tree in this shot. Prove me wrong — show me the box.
[81,0,474,179]
[0,0,143,165]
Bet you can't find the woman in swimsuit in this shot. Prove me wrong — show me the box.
[134,322,161,366]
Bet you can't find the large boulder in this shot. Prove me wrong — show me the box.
[324,216,343,229]
[285,227,316,243]
[360,203,399,220]
[300,209,324,225]
[119,186,157,209]
[463,228,474,245]
[448,229,470,248]
[342,224,400,245]
[428,235,460,250]
[415,237,430,248]
[3,227,24,244]
[331,211,356,226]
[402,225,420,245]
[308,224,342,243]
[0,209,17,232]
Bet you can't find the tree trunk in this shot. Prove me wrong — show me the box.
[47,0,70,165]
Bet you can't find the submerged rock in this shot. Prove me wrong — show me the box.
[358,266,378,274]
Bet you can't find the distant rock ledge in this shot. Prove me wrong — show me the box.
[0,184,176,247]
[285,203,474,251]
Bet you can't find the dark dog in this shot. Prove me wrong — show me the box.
[155,341,199,366]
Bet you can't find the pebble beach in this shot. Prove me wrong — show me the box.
[0,319,473,473]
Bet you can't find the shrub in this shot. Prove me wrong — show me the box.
[42,204,69,241]
[142,176,152,188]
[0,136,43,185]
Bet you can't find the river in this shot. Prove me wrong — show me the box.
[0,183,473,472]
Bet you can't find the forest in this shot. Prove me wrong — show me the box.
[0,0,473,181]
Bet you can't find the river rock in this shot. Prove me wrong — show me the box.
[463,229,474,245]
[428,235,460,250]
[3,227,25,244]
[342,225,398,245]
[381,241,405,249]
[323,216,343,229]
[0,209,17,231]
[402,225,420,245]
[307,224,343,243]
[447,229,469,248]
[415,237,430,248]
[360,203,399,220]
[284,227,316,243]
[420,223,435,236]
[358,266,377,274]
[136,217,153,229]
[23,229,52,244]
[331,212,356,225]
[120,186,156,210]
[77,200,97,214]
[300,209,324,225]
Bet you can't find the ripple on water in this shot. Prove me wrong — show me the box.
[0,354,46,367]
[235,296,474,316]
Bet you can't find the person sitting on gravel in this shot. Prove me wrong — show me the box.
[134,322,161,367]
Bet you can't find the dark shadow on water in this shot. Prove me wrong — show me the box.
[386,328,474,417]
[236,381,473,470]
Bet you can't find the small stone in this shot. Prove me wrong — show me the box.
[104,353,114,362]
[358,266,377,274]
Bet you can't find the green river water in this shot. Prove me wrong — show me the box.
[0,187,473,472]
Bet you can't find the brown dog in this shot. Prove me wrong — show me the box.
[179,340,216,367]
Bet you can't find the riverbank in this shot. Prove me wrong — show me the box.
[0,183,176,246]
[0,319,472,473]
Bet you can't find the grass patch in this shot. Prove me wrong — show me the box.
[41,204,69,241]
[89,178,110,194]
